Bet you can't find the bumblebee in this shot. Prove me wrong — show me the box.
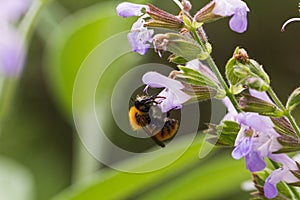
[129,95,179,147]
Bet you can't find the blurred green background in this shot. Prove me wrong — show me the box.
[1,0,300,199]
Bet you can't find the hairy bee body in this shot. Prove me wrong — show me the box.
[129,96,179,147]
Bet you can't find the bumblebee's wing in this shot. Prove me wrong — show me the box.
[142,126,165,148]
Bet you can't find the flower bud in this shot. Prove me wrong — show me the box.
[145,4,184,30]
[271,117,297,137]
[248,59,270,85]
[239,94,283,117]
[286,87,300,111]
[233,48,249,63]
[181,83,218,101]
[182,0,192,12]
[275,134,300,153]
[246,77,269,92]
[233,65,250,78]
[194,1,222,23]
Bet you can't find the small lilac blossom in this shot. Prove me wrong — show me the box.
[127,18,154,55]
[0,25,25,76]
[212,0,250,33]
[264,154,298,199]
[223,92,282,172]
[142,71,191,112]
[222,97,238,121]
[116,2,148,18]
[231,112,281,172]
[0,0,30,23]
[0,0,31,76]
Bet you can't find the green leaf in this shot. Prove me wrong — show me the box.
[168,55,188,64]
[156,33,203,61]
[52,135,249,200]
[0,156,35,200]
[286,87,300,112]
[225,58,243,86]
[205,121,240,146]
[177,66,219,89]
[248,60,270,85]
[239,94,284,117]
[44,1,138,118]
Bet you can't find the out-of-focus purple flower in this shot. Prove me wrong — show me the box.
[0,0,31,76]
[127,18,154,55]
[116,2,148,18]
[0,0,30,23]
[0,25,25,76]
[116,2,152,55]
[264,154,298,199]
[212,0,250,33]
[142,71,191,112]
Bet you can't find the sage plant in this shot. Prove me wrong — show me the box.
[117,0,300,199]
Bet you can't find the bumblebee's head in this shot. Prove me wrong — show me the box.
[134,95,165,112]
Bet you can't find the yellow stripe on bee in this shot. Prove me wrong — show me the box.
[129,106,143,130]
[154,119,179,141]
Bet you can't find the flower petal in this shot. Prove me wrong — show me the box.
[232,128,252,159]
[238,113,274,133]
[0,26,25,76]
[229,7,248,33]
[264,181,278,199]
[116,2,147,18]
[213,0,249,17]
[158,88,190,113]
[0,0,31,23]
[245,151,266,172]
[142,71,185,90]
[127,18,154,55]
[143,72,191,112]
[249,89,273,104]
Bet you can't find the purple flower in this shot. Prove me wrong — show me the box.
[0,0,31,76]
[116,2,148,18]
[0,0,31,23]
[231,112,281,172]
[0,26,25,76]
[223,91,282,172]
[127,18,154,55]
[212,0,250,33]
[264,154,298,199]
[115,2,154,55]
[142,71,191,112]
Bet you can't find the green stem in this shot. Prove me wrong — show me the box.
[190,28,241,113]
[0,78,18,122]
[19,0,46,44]
[290,185,300,200]
[267,87,300,137]
[0,1,46,122]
